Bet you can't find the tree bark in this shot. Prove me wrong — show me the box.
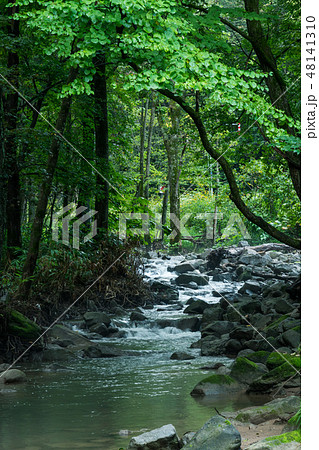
[145,95,155,200]
[0,86,6,266]
[93,54,109,231]
[137,98,149,197]
[19,68,78,299]
[159,88,300,249]
[157,101,183,245]
[4,1,22,260]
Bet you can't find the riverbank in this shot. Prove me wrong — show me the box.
[0,243,301,449]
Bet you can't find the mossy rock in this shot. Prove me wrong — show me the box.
[249,362,300,392]
[262,430,301,447]
[8,310,42,340]
[247,351,271,365]
[266,353,301,371]
[230,357,268,385]
[191,374,243,396]
[234,396,301,425]
[264,315,289,331]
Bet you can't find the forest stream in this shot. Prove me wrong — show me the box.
[0,255,273,450]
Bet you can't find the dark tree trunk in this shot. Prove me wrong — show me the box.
[137,98,149,197]
[19,68,77,299]
[243,0,301,199]
[4,2,22,260]
[0,86,6,266]
[93,54,109,232]
[157,101,183,245]
[145,95,155,200]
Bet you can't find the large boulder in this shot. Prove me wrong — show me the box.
[173,260,204,273]
[0,368,27,384]
[201,321,238,338]
[175,273,209,287]
[47,324,93,348]
[248,359,301,393]
[83,312,111,328]
[183,299,209,314]
[149,280,179,303]
[234,396,301,424]
[127,424,181,449]
[191,374,243,396]
[230,357,268,385]
[8,310,42,340]
[181,416,241,450]
[246,431,301,449]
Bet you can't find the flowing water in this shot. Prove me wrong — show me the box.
[0,255,269,450]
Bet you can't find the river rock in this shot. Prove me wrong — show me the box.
[229,357,268,385]
[83,312,111,328]
[191,374,243,396]
[173,259,203,273]
[8,310,42,340]
[175,273,209,287]
[183,299,209,314]
[234,396,301,425]
[238,280,262,295]
[149,280,179,303]
[247,438,300,449]
[130,311,147,322]
[170,352,195,360]
[128,424,181,449]
[181,416,241,450]
[201,321,238,338]
[282,329,301,349]
[0,369,27,384]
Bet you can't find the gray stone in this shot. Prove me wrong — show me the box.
[183,299,209,314]
[150,280,179,302]
[83,311,111,328]
[181,416,241,450]
[234,396,301,424]
[174,259,204,273]
[170,352,195,360]
[282,329,301,349]
[40,346,78,362]
[175,273,209,287]
[201,321,238,338]
[273,299,295,314]
[247,440,300,449]
[47,324,92,348]
[239,280,262,294]
[0,369,27,384]
[191,374,243,396]
[130,311,147,322]
[128,424,181,449]
[230,357,268,385]
[89,323,110,336]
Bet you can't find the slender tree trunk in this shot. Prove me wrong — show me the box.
[4,1,22,260]
[137,98,149,197]
[161,186,169,241]
[157,101,183,245]
[145,95,155,200]
[19,68,77,299]
[243,0,301,199]
[0,86,6,266]
[212,162,219,246]
[93,54,109,231]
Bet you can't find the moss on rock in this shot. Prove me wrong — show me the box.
[266,352,301,371]
[8,310,42,340]
[246,351,271,365]
[264,430,301,445]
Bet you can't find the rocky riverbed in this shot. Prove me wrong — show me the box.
[0,242,301,449]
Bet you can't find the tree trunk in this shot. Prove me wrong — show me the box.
[93,54,109,231]
[145,95,155,200]
[4,1,22,260]
[137,98,149,197]
[0,86,6,266]
[19,68,77,299]
[243,0,301,199]
[157,101,183,245]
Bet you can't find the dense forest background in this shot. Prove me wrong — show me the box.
[0,0,301,305]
